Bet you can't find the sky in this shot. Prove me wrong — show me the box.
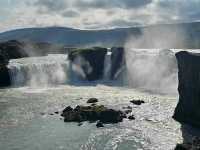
[0,0,200,32]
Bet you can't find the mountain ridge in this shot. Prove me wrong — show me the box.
[0,22,200,48]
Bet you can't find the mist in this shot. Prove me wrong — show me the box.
[124,27,184,94]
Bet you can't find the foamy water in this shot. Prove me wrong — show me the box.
[0,85,181,150]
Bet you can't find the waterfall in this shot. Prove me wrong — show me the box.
[8,54,70,87]
[125,49,178,94]
[103,50,112,80]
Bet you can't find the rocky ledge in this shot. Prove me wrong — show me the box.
[61,105,126,124]
[175,137,200,150]
[60,99,136,127]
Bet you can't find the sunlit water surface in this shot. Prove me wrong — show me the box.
[0,85,181,150]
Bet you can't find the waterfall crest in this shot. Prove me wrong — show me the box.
[8,54,70,87]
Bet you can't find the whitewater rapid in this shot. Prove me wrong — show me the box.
[1,49,191,149]
[0,85,181,150]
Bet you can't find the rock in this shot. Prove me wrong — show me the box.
[128,115,135,120]
[175,137,200,150]
[99,109,124,123]
[125,109,132,114]
[68,47,107,81]
[96,121,104,128]
[110,47,126,80]
[174,143,190,150]
[122,106,132,109]
[87,98,98,103]
[78,122,83,126]
[54,111,59,114]
[61,105,126,124]
[173,51,200,127]
[0,51,11,87]
[0,40,28,59]
[130,100,145,105]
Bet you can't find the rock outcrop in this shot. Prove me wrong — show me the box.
[110,47,126,80]
[0,40,28,59]
[61,105,126,124]
[0,50,11,87]
[68,47,107,81]
[173,51,200,127]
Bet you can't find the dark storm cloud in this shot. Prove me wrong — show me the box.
[62,10,80,18]
[34,0,67,12]
[158,0,200,21]
[75,0,152,9]
[33,0,152,12]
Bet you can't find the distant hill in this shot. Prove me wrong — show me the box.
[0,22,200,48]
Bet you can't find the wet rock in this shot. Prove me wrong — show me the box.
[78,122,83,126]
[122,106,132,110]
[87,98,98,104]
[175,137,200,150]
[99,109,124,123]
[123,106,132,114]
[68,47,107,81]
[128,115,135,120]
[96,121,104,128]
[130,100,145,105]
[173,51,200,127]
[54,111,59,114]
[110,47,126,80]
[61,105,126,124]
[0,51,11,87]
[125,109,132,114]
[174,143,190,150]
[0,40,28,59]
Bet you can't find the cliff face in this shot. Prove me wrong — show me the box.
[68,47,107,81]
[110,47,126,80]
[173,51,200,127]
[0,51,11,87]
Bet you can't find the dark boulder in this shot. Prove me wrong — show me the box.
[87,98,98,103]
[175,137,200,150]
[61,105,126,125]
[173,51,200,127]
[0,51,11,87]
[110,47,126,80]
[0,40,28,59]
[130,100,145,105]
[128,115,135,120]
[99,109,124,123]
[96,121,104,128]
[68,47,107,81]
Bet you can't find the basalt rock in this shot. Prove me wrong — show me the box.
[61,105,126,124]
[175,137,200,150]
[0,40,28,59]
[110,47,126,80]
[87,98,98,104]
[0,51,11,87]
[130,100,145,105]
[173,51,200,127]
[68,47,107,81]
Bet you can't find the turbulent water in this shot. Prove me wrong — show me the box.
[8,54,70,87]
[0,50,186,150]
[0,85,181,150]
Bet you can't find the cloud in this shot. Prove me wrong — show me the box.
[33,0,68,12]
[0,0,200,32]
[74,0,152,9]
[62,10,80,18]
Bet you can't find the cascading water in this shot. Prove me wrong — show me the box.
[103,50,112,80]
[125,49,178,94]
[8,54,70,87]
